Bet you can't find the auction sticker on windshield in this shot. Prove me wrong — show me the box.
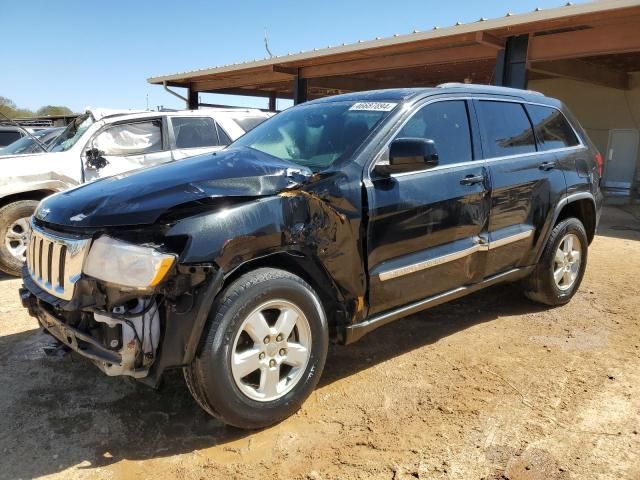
[349,102,397,112]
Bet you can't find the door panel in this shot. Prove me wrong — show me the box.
[484,153,563,275]
[366,99,490,315]
[478,101,567,276]
[366,165,490,315]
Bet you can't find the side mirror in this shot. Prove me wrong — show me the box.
[85,148,108,169]
[376,138,439,175]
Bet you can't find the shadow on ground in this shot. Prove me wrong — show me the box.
[0,282,547,479]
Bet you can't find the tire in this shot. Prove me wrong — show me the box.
[523,217,588,306]
[0,200,39,277]
[184,267,328,429]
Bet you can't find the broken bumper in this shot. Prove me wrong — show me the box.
[19,287,121,365]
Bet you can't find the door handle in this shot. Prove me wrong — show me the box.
[460,174,485,186]
[539,161,556,171]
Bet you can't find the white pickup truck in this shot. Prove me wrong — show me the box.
[0,107,272,275]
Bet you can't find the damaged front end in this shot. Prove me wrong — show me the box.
[19,145,366,386]
[19,216,226,386]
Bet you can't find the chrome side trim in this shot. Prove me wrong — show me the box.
[378,243,485,281]
[489,228,534,249]
[377,228,533,281]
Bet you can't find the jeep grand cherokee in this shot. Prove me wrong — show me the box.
[20,85,602,429]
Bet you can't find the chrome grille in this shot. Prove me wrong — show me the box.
[26,222,91,301]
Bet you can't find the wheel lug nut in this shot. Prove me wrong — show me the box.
[276,334,283,342]
[263,336,270,344]
[279,348,286,356]
[269,359,276,367]
[259,352,265,360]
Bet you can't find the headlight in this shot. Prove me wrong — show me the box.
[83,236,175,288]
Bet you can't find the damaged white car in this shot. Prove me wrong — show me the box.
[0,107,272,275]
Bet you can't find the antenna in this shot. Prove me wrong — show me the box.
[264,29,273,58]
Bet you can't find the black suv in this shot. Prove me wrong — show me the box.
[20,85,602,428]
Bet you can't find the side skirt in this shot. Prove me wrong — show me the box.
[344,266,534,344]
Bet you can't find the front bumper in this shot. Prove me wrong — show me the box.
[20,265,225,387]
[20,287,121,365]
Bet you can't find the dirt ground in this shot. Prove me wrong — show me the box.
[1,206,639,480]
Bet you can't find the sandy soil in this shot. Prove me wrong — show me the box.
[0,206,639,480]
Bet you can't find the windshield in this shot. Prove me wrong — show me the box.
[0,129,49,155]
[49,113,94,152]
[231,101,396,170]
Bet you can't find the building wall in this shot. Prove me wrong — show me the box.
[529,74,640,195]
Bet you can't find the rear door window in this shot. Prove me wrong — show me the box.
[396,100,473,166]
[477,101,536,158]
[526,104,580,150]
[172,117,220,148]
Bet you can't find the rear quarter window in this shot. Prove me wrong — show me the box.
[526,104,580,150]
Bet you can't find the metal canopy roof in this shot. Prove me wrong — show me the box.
[148,0,640,101]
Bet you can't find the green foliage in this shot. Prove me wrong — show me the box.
[0,96,74,119]
[36,105,74,116]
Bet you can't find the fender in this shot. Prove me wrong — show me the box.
[534,191,598,263]
[165,188,365,318]
[0,178,74,202]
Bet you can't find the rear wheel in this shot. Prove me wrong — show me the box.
[523,217,588,306]
[184,268,328,429]
[0,200,39,276]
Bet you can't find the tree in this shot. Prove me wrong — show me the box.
[0,96,34,119]
[0,96,18,117]
[36,105,74,117]
[0,96,73,119]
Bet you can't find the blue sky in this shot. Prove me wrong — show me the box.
[3,0,589,113]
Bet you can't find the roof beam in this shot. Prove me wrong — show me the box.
[528,21,640,62]
[211,88,294,99]
[308,76,409,91]
[474,31,505,49]
[271,65,298,75]
[300,44,496,79]
[528,59,630,90]
[192,71,293,91]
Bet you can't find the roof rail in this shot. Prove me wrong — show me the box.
[436,82,543,96]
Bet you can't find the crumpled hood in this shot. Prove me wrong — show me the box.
[36,147,312,228]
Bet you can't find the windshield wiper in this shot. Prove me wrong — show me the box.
[0,112,48,153]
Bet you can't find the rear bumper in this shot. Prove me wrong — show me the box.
[19,287,121,365]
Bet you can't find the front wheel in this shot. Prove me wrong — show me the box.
[523,217,588,306]
[184,268,328,429]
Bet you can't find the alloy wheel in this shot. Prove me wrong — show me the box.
[4,217,30,262]
[231,299,312,402]
[553,233,582,291]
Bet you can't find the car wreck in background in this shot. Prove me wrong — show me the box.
[0,127,64,156]
[0,107,272,276]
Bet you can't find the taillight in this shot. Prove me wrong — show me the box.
[595,152,603,177]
